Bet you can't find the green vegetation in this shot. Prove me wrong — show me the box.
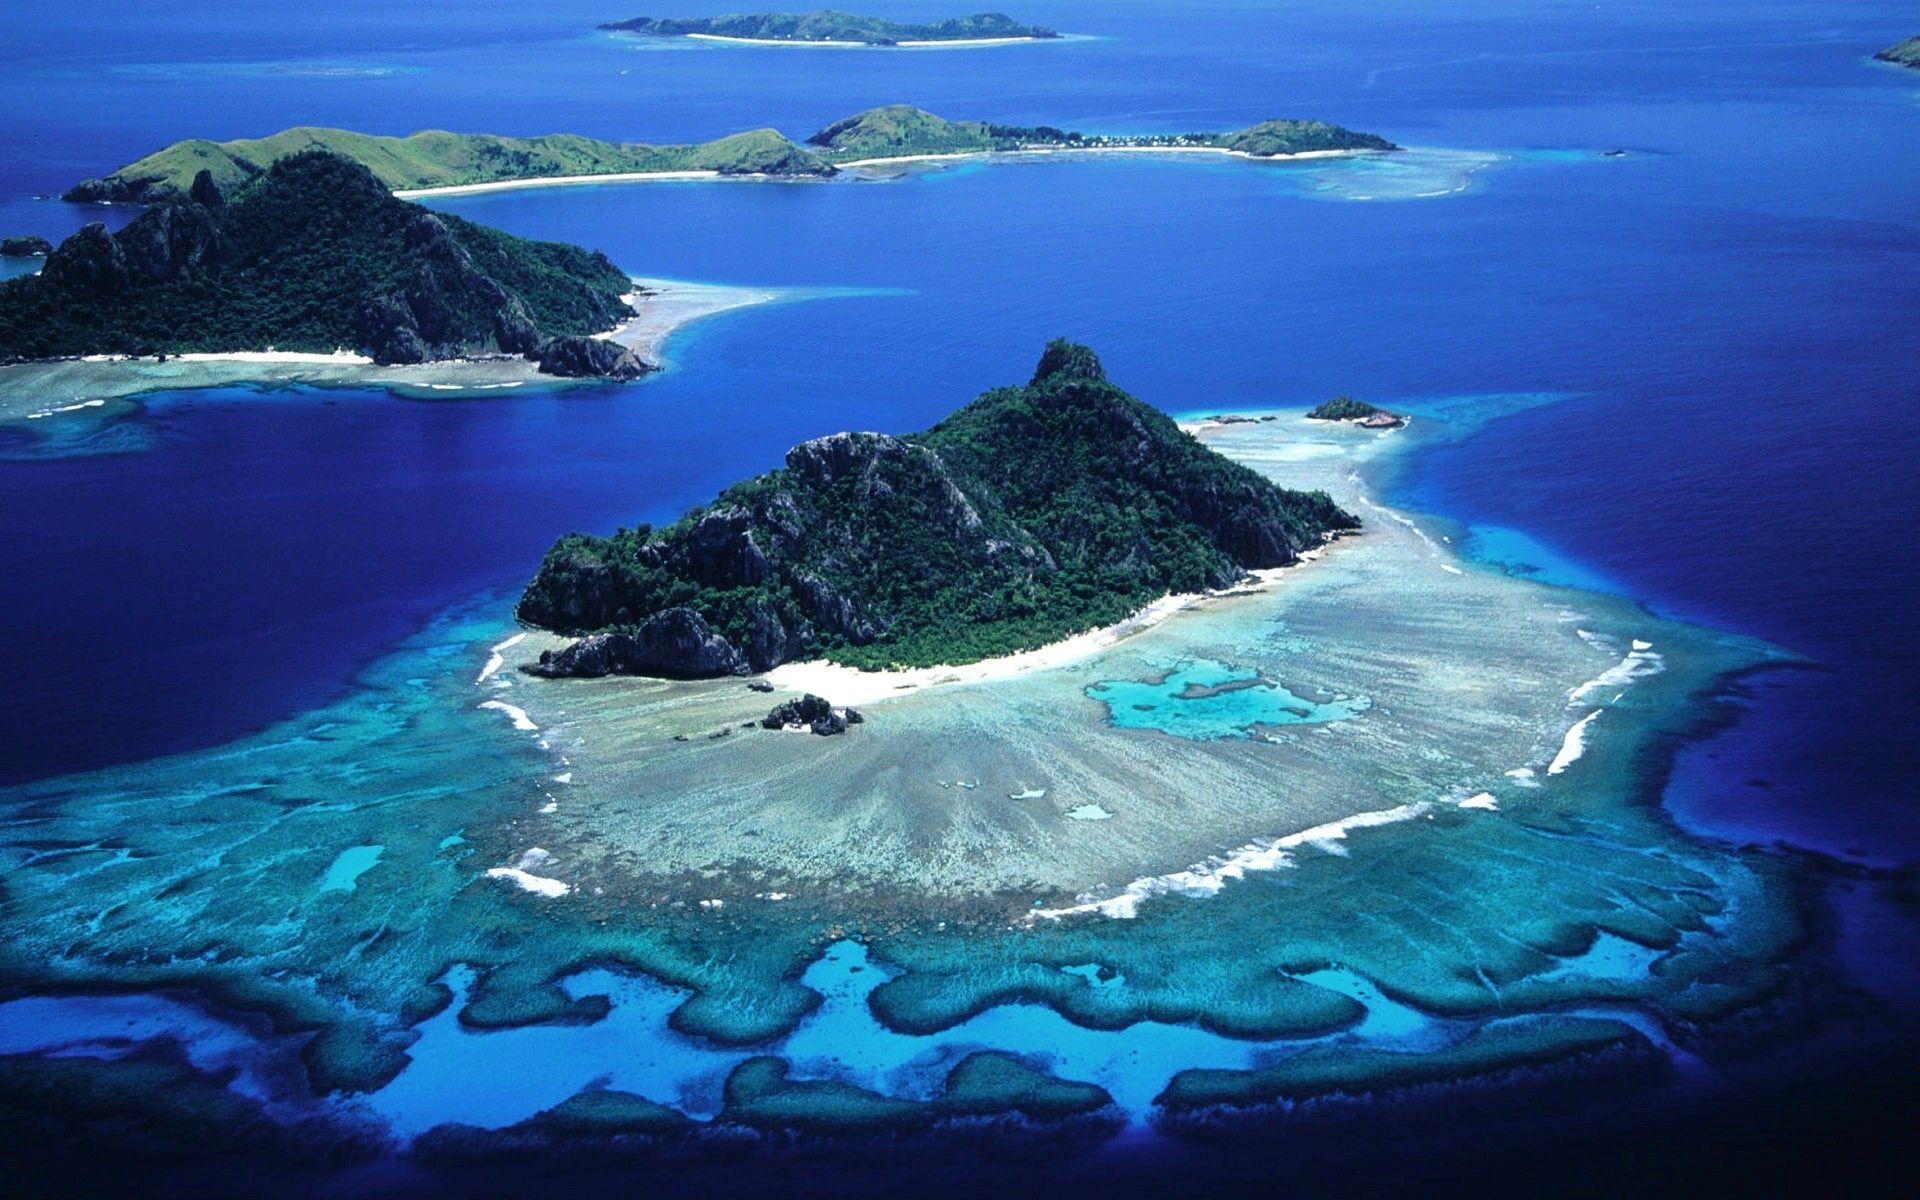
[1307,396,1382,420]
[63,125,834,204]
[1220,119,1399,157]
[600,10,1058,45]
[1,151,641,372]
[67,108,1393,203]
[1875,35,1920,68]
[808,104,1395,162]
[518,340,1358,674]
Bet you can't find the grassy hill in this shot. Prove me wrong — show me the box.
[64,126,835,204]
[65,108,1395,204]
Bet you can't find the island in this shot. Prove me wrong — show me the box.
[62,109,1396,207]
[62,125,835,206]
[1,235,51,257]
[1875,35,1920,68]
[517,340,1358,678]
[1305,396,1405,428]
[810,105,1398,165]
[1,152,648,377]
[599,10,1060,46]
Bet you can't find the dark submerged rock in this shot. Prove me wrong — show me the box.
[761,694,863,735]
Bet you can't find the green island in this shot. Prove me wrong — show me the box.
[599,10,1060,46]
[516,341,1358,675]
[1874,35,1920,68]
[63,124,835,205]
[808,104,1397,163]
[1305,395,1406,428]
[2,152,647,376]
[0,380,1804,1158]
[63,108,1395,205]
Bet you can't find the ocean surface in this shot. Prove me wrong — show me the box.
[0,0,1915,1191]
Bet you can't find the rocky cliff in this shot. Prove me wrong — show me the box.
[518,341,1358,676]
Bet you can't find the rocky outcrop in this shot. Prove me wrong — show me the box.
[121,199,223,282]
[60,175,159,205]
[0,236,52,257]
[36,224,129,296]
[760,694,864,736]
[535,335,651,380]
[524,609,752,679]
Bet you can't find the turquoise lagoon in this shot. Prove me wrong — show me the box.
[1086,660,1370,740]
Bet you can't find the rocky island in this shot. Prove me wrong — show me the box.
[517,340,1357,678]
[599,10,1060,46]
[1306,396,1405,428]
[1,152,647,377]
[1875,35,1920,68]
[1,235,51,258]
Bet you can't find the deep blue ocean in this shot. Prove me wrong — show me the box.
[0,2,1916,1185]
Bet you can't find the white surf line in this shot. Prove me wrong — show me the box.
[26,398,106,419]
[1548,710,1602,775]
[1570,631,1664,704]
[476,632,527,684]
[1352,484,1465,575]
[1459,792,1500,811]
[486,848,570,898]
[478,699,538,732]
[1030,802,1431,921]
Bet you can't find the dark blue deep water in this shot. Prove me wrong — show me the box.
[0,1,1915,1191]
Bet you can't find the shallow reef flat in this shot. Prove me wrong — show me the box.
[0,277,781,428]
[0,397,1806,1149]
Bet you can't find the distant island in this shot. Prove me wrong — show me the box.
[1306,396,1405,428]
[62,109,1396,206]
[809,104,1396,163]
[1875,36,1920,68]
[599,10,1059,46]
[1,152,647,377]
[1,235,51,257]
[517,340,1358,678]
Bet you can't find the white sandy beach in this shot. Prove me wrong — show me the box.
[393,171,722,199]
[678,33,1049,48]
[837,145,1374,171]
[762,560,1323,708]
[0,278,785,425]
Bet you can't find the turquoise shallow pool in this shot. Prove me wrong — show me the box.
[1086,660,1370,740]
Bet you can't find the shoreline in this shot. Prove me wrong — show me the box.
[761,557,1331,708]
[392,144,1382,199]
[677,32,1052,48]
[393,170,724,199]
[0,277,785,426]
[838,145,1376,171]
